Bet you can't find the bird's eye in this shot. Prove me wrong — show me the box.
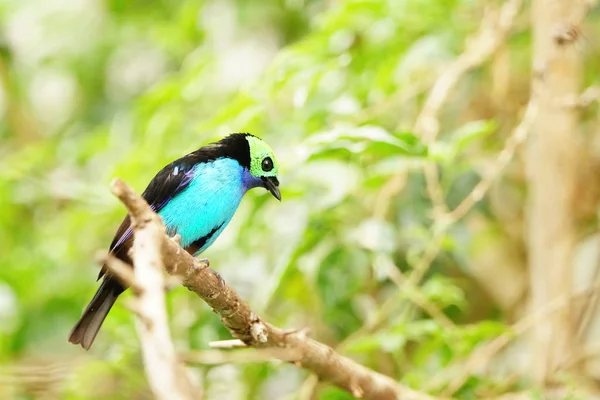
[261,157,274,172]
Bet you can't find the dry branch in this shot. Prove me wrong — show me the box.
[111,179,200,400]
[437,281,600,396]
[413,0,523,142]
[560,85,600,109]
[97,253,141,294]
[412,0,523,220]
[209,339,247,349]
[110,178,434,400]
[402,0,525,290]
[446,95,539,223]
[181,348,303,365]
[527,0,587,383]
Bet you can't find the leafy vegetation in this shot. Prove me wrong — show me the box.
[1,0,599,399]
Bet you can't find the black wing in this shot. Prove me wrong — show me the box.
[97,156,198,280]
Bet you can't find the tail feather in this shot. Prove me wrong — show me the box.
[69,279,119,350]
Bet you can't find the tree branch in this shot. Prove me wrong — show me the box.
[413,0,523,143]
[181,348,303,365]
[96,252,142,295]
[110,178,435,400]
[433,281,600,396]
[111,179,201,400]
[404,0,525,288]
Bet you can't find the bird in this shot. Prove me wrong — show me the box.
[69,133,281,350]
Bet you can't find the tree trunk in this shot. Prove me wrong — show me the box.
[527,0,583,384]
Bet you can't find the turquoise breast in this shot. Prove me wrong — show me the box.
[158,158,246,255]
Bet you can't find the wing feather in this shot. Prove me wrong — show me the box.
[97,158,197,279]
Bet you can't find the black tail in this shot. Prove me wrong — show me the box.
[68,279,120,350]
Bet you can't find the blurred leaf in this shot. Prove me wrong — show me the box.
[431,119,497,163]
[307,126,428,162]
[421,276,468,310]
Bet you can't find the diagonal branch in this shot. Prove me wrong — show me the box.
[434,281,600,396]
[405,0,525,286]
[413,0,523,143]
[110,178,435,400]
[112,179,201,400]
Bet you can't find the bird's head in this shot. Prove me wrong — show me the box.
[245,135,281,201]
[215,133,281,201]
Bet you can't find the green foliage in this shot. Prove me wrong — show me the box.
[2,0,599,399]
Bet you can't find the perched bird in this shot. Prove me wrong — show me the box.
[69,133,280,350]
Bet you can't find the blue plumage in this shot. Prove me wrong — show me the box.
[69,133,280,350]
[159,158,246,253]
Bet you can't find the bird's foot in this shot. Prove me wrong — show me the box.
[171,234,182,245]
[197,258,210,268]
[210,269,226,287]
[193,258,224,286]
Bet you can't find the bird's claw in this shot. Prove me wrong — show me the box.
[193,258,222,286]
[197,258,210,268]
[171,234,182,245]
[210,269,226,287]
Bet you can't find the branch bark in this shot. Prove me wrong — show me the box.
[527,0,586,384]
[111,180,200,400]
[110,178,435,400]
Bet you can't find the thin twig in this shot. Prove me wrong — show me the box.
[181,348,302,365]
[576,246,600,342]
[209,339,247,349]
[413,0,523,142]
[561,342,600,371]
[123,299,153,329]
[406,228,446,288]
[380,257,454,329]
[446,96,539,222]
[559,85,600,109]
[406,77,538,293]
[404,0,524,289]
[438,281,600,395]
[96,252,142,295]
[412,0,524,219]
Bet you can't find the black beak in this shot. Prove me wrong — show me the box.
[262,176,281,201]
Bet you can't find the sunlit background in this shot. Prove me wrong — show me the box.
[1,0,600,399]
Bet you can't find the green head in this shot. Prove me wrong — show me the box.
[245,135,280,200]
[215,133,281,200]
[246,135,279,178]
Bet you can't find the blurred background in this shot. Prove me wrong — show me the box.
[1,0,600,399]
